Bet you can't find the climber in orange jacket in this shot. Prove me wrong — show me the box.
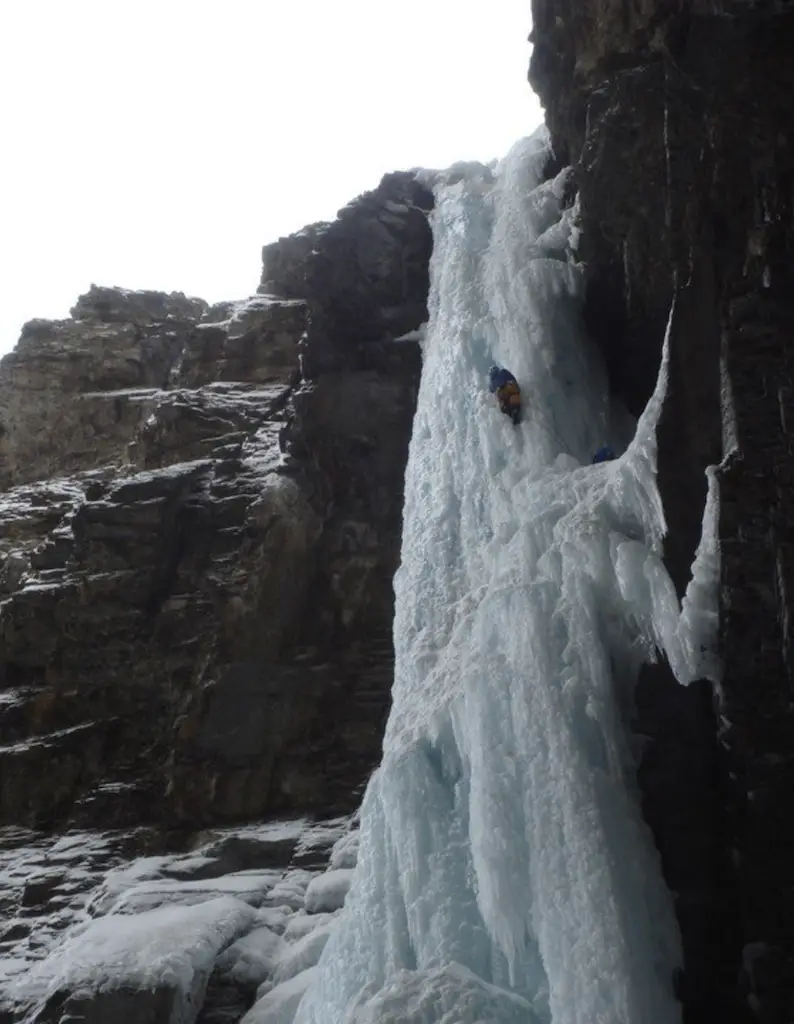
[488,365,522,425]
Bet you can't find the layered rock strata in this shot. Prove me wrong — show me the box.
[0,172,433,835]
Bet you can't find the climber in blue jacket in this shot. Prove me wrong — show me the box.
[488,365,522,425]
[592,445,616,464]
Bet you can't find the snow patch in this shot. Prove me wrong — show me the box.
[242,967,319,1024]
[303,870,353,914]
[266,870,314,910]
[328,832,359,871]
[284,913,335,942]
[12,896,255,1006]
[217,925,285,987]
[272,924,333,985]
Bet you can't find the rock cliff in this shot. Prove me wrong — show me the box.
[0,169,431,1023]
[0,171,432,837]
[530,2,794,1020]
[5,5,792,1019]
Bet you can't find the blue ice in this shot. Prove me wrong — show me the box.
[295,127,720,1024]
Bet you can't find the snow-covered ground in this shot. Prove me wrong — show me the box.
[294,128,720,1023]
[0,818,357,1023]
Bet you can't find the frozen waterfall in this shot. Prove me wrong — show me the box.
[294,127,720,1024]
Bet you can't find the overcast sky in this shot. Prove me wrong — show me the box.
[0,1,541,354]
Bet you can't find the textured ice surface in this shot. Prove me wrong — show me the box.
[296,127,720,1023]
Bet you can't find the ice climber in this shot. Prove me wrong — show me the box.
[592,445,616,464]
[488,365,522,425]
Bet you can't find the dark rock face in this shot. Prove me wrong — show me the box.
[260,171,433,371]
[29,985,193,1024]
[0,172,432,834]
[0,286,209,489]
[530,2,794,1019]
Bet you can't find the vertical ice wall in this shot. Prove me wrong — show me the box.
[295,128,720,1024]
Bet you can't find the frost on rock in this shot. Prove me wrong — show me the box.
[302,869,354,915]
[295,126,721,1023]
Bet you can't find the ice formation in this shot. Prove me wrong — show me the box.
[294,126,720,1024]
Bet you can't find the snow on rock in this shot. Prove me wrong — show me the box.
[283,912,335,942]
[0,818,354,1022]
[216,924,285,987]
[198,295,304,332]
[11,896,256,1011]
[84,856,180,914]
[328,831,359,871]
[242,967,319,1024]
[265,869,315,910]
[0,829,128,1001]
[292,817,353,870]
[272,923,333,985]
[255,905,293,935]
[86,858,283,917]
[303,869,354,914]
[106,870,284,915]
[239,858,352,1020]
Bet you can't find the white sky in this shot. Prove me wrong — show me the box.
[0,1,541,354]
